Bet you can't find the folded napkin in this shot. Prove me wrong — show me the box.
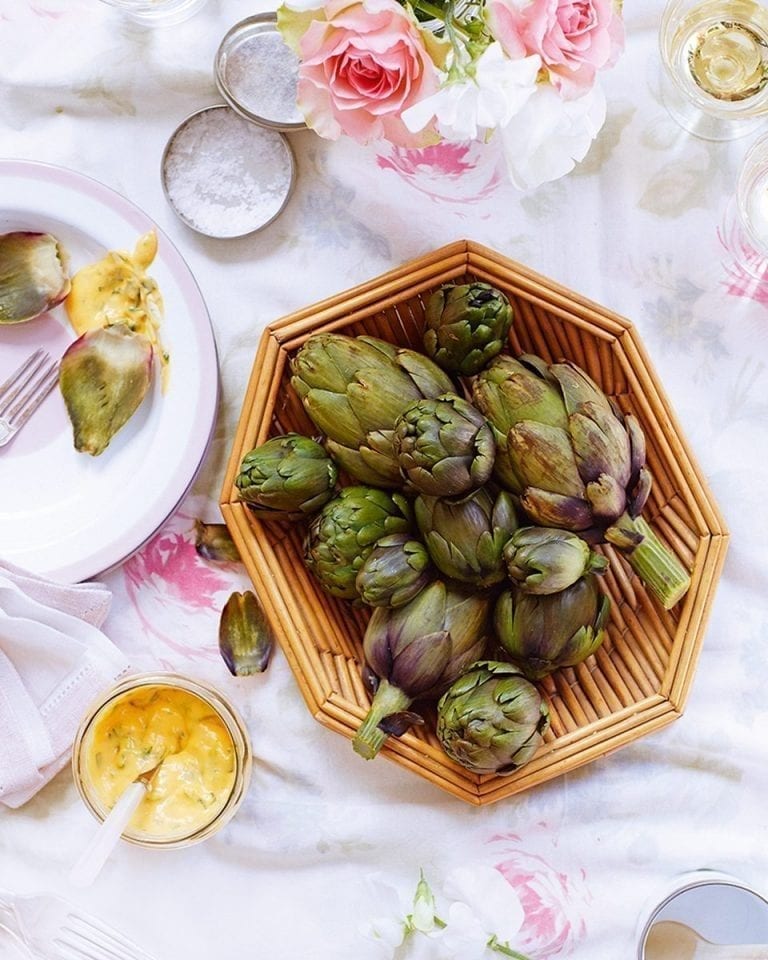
[0,560,130,809]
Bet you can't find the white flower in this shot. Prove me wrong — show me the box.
[402,44,540,141]
[496,81,607,191]
[359,873,443,960]
[439,865,526,958]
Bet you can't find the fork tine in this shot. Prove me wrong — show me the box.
[65,915,153,960]
[0,350,51,416]
[53,934,111,960]
[4,362,59,428]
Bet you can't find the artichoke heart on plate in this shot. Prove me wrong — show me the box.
[0,231,70,324]
[59,322,153,456]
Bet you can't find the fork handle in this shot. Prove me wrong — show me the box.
[69,782,147,888]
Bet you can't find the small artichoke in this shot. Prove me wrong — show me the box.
[235,433,338,518]
[436,661,550,775]
[503,526,607,595]
[59,322,153,456]
[494,576,610,680]
[423,282,513,377]
[304,486,412,600]
[355,534,433,608]
[218,590,274,675]
[353,580,491,759]
[415,486,518,588]
[0,232,70,324]
[393,393,495,497]
[290,333,454,488]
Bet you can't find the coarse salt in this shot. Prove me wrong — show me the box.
[161,106,294,238]
[221,29,304,127]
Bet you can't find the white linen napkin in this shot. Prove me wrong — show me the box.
[0,561,129,809]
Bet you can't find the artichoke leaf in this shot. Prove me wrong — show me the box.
[0,232,70,325]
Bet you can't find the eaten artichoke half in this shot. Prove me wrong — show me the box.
[0,232,70,325]
[59,322,153,456]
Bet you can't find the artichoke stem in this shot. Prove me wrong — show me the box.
[608,513,691,610]
[352,679,413,760]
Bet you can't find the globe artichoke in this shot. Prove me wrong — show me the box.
[414,487,518,588]
[59,323,153,456]
[0,231,70,324]
[494,576,610,679]
[393,393,495,497]
[353,580,491,759]
[304,486,412,600]
[503,526,607,595]
[355,534,434,608]
[473,353,690,609]
[290,333,454,488]
[235,433,338,519]
[423,282,513,376]
[436,661,550,775]
[218,590,274,676]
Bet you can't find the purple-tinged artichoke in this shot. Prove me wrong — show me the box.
[353,580,491,759]
[355,534,434,608]
[414,486,518,588]
[473,353,690,609]
[59,322,153,456]
[218,590,274,675]
[290,333,454,488]
[436,661,550,774]
[194,521,241,563]
[304,486,412,600]
[0,232,70,324]
[423,282,513,376]
[393,392,495,497]
[503,526,607,595]
[494,576,610,680]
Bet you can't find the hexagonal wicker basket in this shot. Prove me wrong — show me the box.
[221,240,728,805]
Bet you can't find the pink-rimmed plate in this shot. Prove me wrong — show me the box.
[0,160,219,583]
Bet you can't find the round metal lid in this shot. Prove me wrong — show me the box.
[214,13,306,132]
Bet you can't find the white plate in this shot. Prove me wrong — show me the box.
[0,160,219,583]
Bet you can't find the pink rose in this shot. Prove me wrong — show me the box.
[295,0,440,146]
[488,0,624,98]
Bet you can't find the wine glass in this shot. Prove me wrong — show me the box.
[721,132,768,281]
[659,0,768,140]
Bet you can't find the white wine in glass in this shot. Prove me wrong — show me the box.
[660,0,768,140]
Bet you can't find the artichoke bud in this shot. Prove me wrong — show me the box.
[194,520,241,563]
[218,590,274,676]
[503,526,608,595]
[0,231,70,324]
[59,322,153,456]
[235,433,338,518]
[494,576,610,679]
[355,534,433,608]
[436,660,550,775]
[423,282,513,377]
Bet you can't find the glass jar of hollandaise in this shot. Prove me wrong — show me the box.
[72,673,252,848]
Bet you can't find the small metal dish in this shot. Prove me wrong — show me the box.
[160,104,296,239]
[214,13,306,131]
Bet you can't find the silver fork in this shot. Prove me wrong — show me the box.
[0,348,59,447]
[0,890,158,960]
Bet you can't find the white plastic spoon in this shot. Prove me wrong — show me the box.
[69,761,164,888]
[646,921,768,960]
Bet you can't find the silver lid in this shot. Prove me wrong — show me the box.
[160,104,296,239]
[214,13,306,132]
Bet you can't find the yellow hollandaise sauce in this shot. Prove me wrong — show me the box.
[83,685,237,840]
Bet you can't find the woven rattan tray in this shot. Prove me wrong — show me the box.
[221,240,728,805]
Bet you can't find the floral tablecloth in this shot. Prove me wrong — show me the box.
[1,1,767,958]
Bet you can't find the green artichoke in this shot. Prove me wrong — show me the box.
[473,353,690,610]
[355,534,434,608]
[415,487,518,588]
[393,393,495,497]
[423,282,513,376]
[436,661,550,775]
[503,526,607,595]
[194,520,241,563]
[0,231,70,324]
[235,433,338,518]
[290,333,454,488]
[218,590,274,676]
[304,486,412,600]
[353,580,491,759]
[494,576,610,679]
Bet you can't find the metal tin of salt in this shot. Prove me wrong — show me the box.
[214,13,306,132]
[160,104,296,239]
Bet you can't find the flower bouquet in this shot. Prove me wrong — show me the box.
[277,0,624,191]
